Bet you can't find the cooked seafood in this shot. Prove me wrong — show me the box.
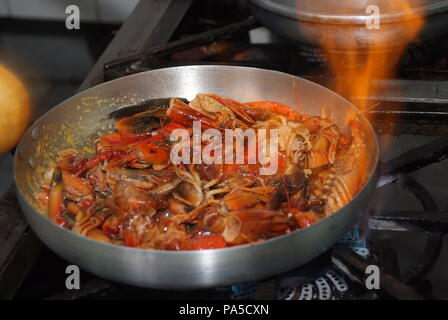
[37,93,368,250]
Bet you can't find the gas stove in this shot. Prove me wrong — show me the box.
[1,0,448,300]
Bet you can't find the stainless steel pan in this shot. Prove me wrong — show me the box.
[14,65,378,289]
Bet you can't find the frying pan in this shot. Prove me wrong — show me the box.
[14,65,378,289]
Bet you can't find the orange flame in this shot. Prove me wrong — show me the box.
[297,0,424,111]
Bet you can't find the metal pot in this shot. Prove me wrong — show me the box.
[250,0,448,52]
[14,65,378,289]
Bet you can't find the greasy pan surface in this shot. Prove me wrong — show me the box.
[14,66,378,289]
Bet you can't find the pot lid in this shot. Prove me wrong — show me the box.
[251,0,448,24]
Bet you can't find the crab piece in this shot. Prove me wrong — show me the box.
[88,200,123,238]
[133,120,187,165]
[67,200,114,244]
[115,109,167,135]
[189,94,224,119]
[198,205,226,234]
[222,209,291,245]
[302,116,322,133]
[178,234,227,250]
[287,208,319,229]
[66,201,87,224]
[62,171,93,198]
[306,118,340,169]
[106,166,176,191]
[243,101,302,121]
[204,94,255,124]
[75,150,127,176]
[56,149,88,175]
[121,213,155,247]
[324,120,368,215]
[177,181,203,207]
[98,120,185,167]
[306,145,329,169]
[168,199,188,216]
[168,98,219,129]
[223,191,268,211]
[85,228,112,243]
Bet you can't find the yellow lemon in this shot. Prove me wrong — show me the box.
[0,65,31,153]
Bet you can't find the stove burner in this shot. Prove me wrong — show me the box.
[274,225,368,300]
[289,270,348,300]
